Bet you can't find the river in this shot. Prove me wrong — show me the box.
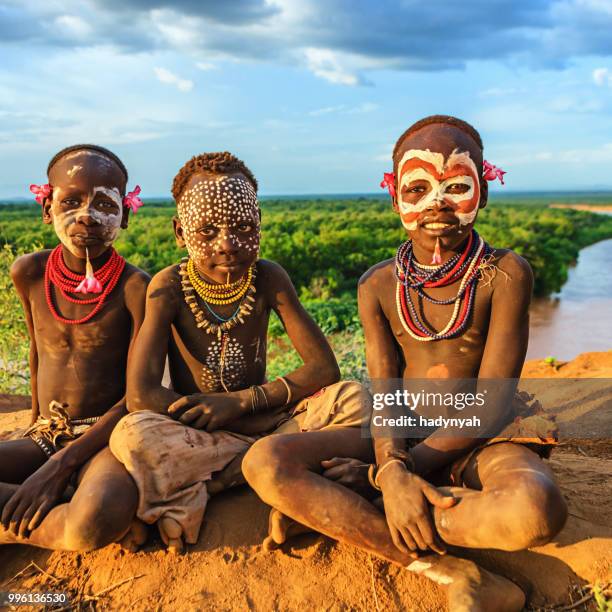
[527,235,612,360]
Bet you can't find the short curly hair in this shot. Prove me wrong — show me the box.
[172,152,258,202]
[47,144,128,181]
[392,115,483,166]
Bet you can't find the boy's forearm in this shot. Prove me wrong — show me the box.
[259,361,339,410]
[127,384,181,414]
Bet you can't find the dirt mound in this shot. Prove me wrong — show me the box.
[1,352,611,610]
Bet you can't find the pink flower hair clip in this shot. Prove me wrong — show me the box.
[483,161,506,185]
[380,172,396,199]
[123,185,143,213]
[29,183,53,205]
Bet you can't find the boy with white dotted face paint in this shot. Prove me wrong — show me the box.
[111,152,371,553]
[175,172,261,285]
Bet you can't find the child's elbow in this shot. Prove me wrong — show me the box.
[126,389,150,413]
[322,361,341,386]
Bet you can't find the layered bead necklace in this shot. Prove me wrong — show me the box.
[395,230,491,341]
[179,257,257,392]
[44,245,126,325]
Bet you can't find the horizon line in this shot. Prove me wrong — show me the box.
[3,188,612,202]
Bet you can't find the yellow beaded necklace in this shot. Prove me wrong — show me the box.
[186,258,253,305]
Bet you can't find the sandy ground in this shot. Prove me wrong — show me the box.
[0,352,611,611]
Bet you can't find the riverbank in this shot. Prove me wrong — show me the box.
[1,351,610,611]
[550,203,612,213]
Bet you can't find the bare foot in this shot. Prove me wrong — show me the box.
[119,518,148,552]
[158,517,183,554]
[0,483,19,545]
[208,453,247,496]
[263,508,315,551]
[407,555,525,612]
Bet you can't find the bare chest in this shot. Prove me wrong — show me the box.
[29,279,132,354]
[381,279,494,377]
[170,293,270,393]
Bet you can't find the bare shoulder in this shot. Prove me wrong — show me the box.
[148,264,182,297]
[493,249,533,283]
[10,250,49,283]
[122,263,151,293]
[256,258,293,289]
[358,258,394,295]
[122,263,151,312]
[489,248,533,291]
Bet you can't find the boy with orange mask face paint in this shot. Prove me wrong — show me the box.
[243,116,563,611]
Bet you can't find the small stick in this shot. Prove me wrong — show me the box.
[31,561,60,584]
[92,573,146,598]
[1,561,35,588]
[557,590,593,610]
[53,574,146,612]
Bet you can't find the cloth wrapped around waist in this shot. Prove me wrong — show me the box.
[23,401,101,458]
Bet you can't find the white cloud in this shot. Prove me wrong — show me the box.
[308,105,345,116]
[196,62,216,71]
[308,102,378,117]
[153,67,194,92]
[593,67,612,86]
[54,15,93,39]
[303,48,361,86]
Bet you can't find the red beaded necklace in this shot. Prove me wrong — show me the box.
[44,245,126,324]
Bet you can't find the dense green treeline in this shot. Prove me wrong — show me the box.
[2,199,612,299]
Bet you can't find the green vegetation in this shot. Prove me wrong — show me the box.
[2,196,612,394]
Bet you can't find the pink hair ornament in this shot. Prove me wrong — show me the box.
[380,172,396,199]
[483,161,506,185]
[123,185,143,213]
[29,183,52,205]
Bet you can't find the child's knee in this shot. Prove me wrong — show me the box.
[109,411,171,463]
[64,493,134,551]
[242,437,296,492]
[506,475,567,549]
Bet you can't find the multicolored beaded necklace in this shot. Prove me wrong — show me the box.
[395,230,491,341]
[44,245,126,325]
[179,257,257,392]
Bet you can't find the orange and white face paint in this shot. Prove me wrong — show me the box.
[397,148,481,231]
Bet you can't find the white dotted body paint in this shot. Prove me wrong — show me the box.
[200,336,247,391]
[397,149,481,231]
[177,176,260,262]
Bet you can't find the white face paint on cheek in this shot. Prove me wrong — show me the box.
[90,187,123,245]
[50,190,80,255]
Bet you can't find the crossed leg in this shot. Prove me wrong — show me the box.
[0,441,138,551]
[242,430,567,611]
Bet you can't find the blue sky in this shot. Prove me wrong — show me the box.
[1,0,612,197]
